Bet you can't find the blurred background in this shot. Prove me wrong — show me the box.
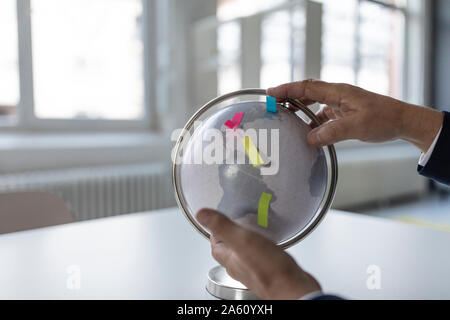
[0,0,449,229]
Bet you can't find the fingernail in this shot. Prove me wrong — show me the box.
[196,210,211,225]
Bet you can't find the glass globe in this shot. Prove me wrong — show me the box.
[173,89,337,248]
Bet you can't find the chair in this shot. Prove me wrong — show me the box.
[0,191,74,235]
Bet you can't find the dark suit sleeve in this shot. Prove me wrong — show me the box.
[418,111,450,186]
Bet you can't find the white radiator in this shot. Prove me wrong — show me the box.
[333,143,428,209]
[0,163,176,221]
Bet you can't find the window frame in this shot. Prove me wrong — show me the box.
[8,0,159,132]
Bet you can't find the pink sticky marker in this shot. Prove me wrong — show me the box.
[224,120,235,129]
[232,112,244,127]
[224,112,244,130]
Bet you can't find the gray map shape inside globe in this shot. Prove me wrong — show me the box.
[178,101,327,244]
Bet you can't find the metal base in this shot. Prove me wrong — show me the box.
[206,266,260,300]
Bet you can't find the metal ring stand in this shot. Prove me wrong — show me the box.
[172,89,338,300]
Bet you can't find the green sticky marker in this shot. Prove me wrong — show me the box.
[258,192,272,228]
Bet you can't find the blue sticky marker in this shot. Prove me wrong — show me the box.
[266,96,277,113]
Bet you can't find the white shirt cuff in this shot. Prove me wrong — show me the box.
[418,127,443,167]
[298,290,324,300]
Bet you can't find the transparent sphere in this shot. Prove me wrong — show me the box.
[176,101,328,244]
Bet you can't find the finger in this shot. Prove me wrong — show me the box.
[332,108,344,119]
[280,98,316,108]
[210,236,232,266]
[297,98,317,107]
[197,208,278,265]
[196,209,244,247]
[210,235,248,282]
[315,106,334,123]
[311,105,335,129]
[310,109,328,130]
[210,234,222,246]
[268,79,350,107]
[323,105,340,120]
[315,111,328,125]
[210,234,232,271]
[307,118,354,146]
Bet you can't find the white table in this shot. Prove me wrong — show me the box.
[0,207,449,300]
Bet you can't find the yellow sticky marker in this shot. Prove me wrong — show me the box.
[242,136,265,167]
[258,192,272,228]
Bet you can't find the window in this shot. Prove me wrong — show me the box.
[1,0,426,132]
[260,8,305,88]
[212,0,414,103]
[217,0,286,21]
[212,0,308,101]
[217,21,241,95]
[0,0,20,122]
[31,0,145,120]
[321,0,406,99]
[1,0,157,130]
[320,0,357,85]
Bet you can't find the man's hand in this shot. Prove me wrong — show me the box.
[196,208,321,300]
[267,80,444,153]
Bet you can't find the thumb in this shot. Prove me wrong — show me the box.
[307,119,352,146]
[195,209,242,244]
